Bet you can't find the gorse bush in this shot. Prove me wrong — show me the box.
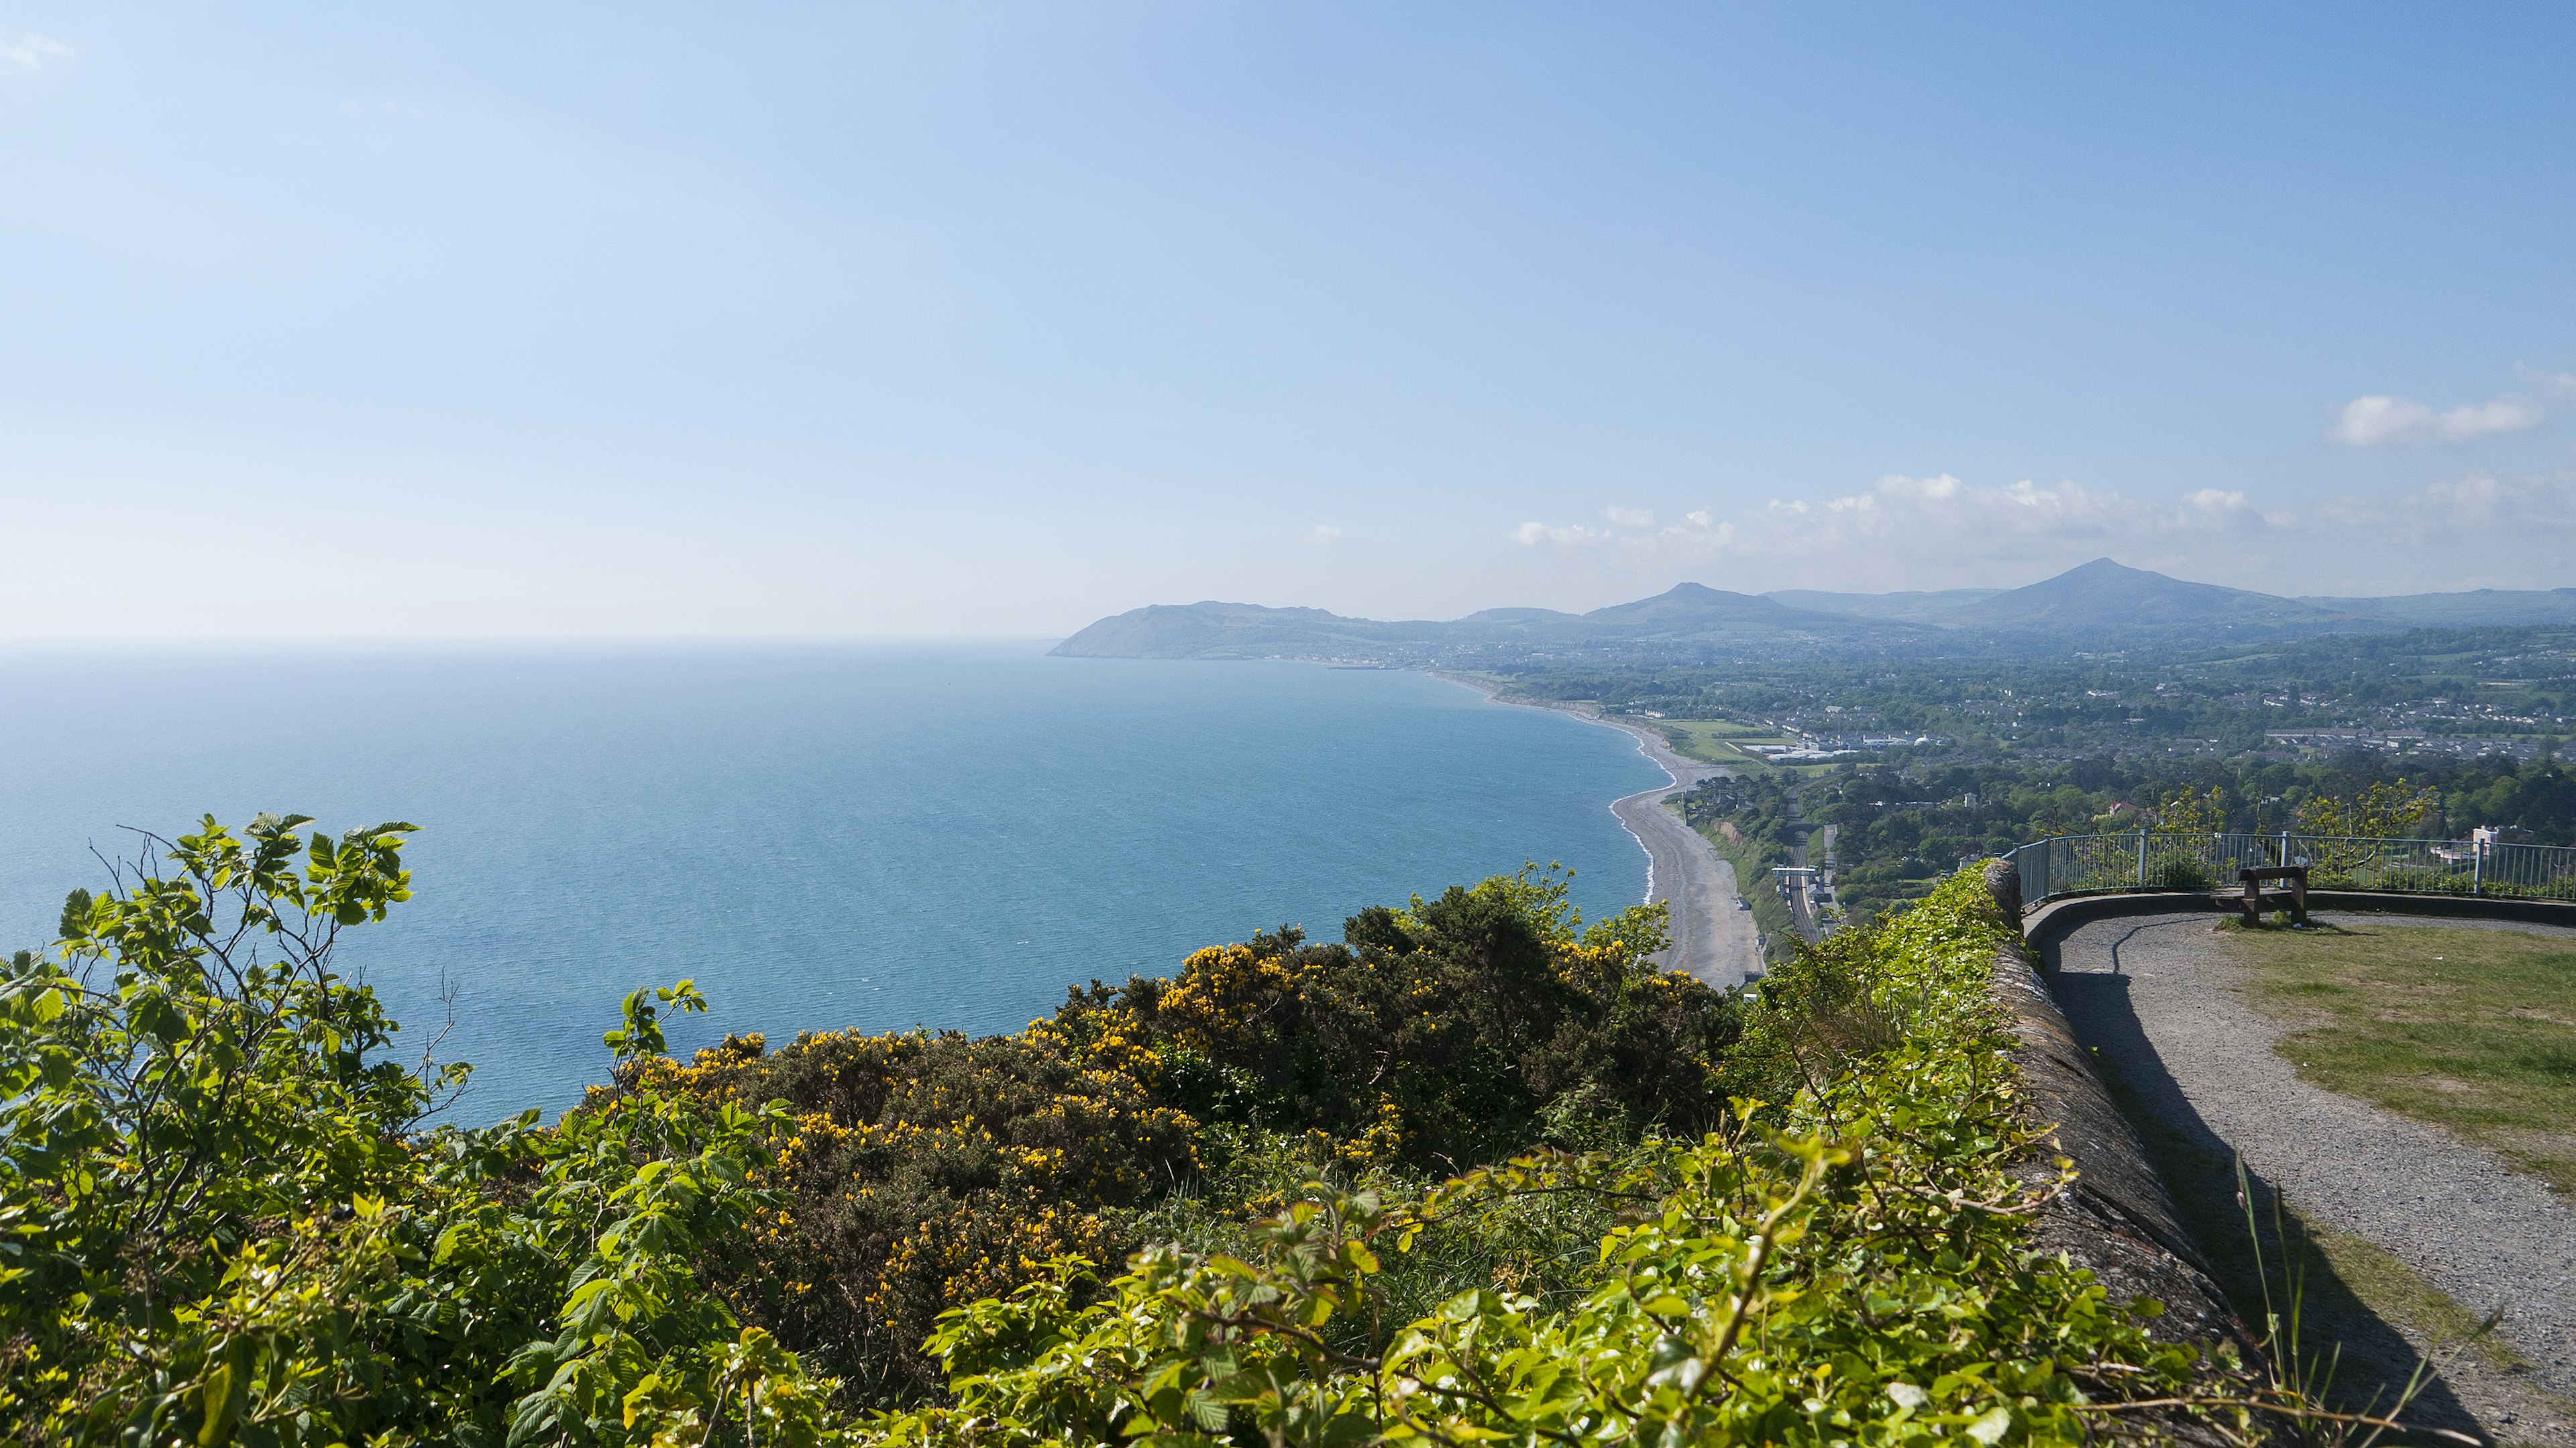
[2151,858,2216,892]
[0,820,1732,1441]
[3,814,2330,1445]
[626,870,1734,1402]
[854,874,2251,1445]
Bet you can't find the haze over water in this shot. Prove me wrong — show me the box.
[0,644,1662,1117]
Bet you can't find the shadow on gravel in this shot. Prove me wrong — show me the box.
[2047,962,2488,1443]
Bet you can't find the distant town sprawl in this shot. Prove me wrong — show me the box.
[1054,564,2576,948]
[1510,623,2575,946]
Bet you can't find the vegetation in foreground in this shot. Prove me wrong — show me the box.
[1,813,2436,1445]
[2220,921,2576,1196]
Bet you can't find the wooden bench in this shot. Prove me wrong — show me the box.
[2237,865,2308,926]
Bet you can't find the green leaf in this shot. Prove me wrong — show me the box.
[197,1360,235,1447]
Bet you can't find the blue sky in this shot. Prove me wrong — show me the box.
[3,4,2572,635]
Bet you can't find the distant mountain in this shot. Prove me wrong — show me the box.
[1765,587,2000,624]
[1949,558,2363,631]
[1458,606,1576,625]
[1053,560,2576,661]
[1579,582,1808,635]
[1045,601,1409,660]
[1051,583,1888,660]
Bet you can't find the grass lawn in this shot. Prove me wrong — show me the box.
[2220,921,2576,1195]
[1662,715,1775,738]
[1653,719,1793,768]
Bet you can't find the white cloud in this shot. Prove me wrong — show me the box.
[1756,473,2229,550]
[1603,505,1657,528]
[1304,524,1343,545]
[1513,520,1600,547]
[0,30,70,71]
[2402,472,2576,533]
[2330,373,2574,446]
[1660,511,1734,545]
[1505,458,2576,595]
[1510,474,2269,586]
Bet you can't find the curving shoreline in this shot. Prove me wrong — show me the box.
[1432,673,1760,988]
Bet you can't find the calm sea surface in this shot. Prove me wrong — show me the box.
[0,643,1663,1118]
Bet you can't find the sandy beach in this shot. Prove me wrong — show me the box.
[1434,674,1760,989]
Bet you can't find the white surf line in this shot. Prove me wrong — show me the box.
[1607,754,1684,903]
[1549,707,1700,906]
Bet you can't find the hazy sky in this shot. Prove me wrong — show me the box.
[3,4,2573,636]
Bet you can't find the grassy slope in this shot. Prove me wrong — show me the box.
[1696,820,1799,963]
[2221,921,2576,1194]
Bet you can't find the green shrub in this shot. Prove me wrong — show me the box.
[644,868,1739,1402]
[2151,856,2215,891]
[0,816,845,1447]
[856,873,2252,1445]
[5,820,2308,1447]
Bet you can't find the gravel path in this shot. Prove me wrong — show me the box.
[2049,913,2576,1425]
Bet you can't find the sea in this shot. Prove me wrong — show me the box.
[0,642,1666,1119]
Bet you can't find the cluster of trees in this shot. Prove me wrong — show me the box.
[1686,749,2575,930]
[2447,760,2576,843]
[1507,623,2575,762]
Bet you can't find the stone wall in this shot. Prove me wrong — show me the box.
[1982,859,2263,1445]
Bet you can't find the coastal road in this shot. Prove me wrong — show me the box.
[1431,677,1759,988]
[1786,798,1815,943]
[1815,824,1839,937]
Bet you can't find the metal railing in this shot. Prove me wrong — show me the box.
[2004,831,2576,908]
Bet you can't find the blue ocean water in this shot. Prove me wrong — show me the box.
[0,643,1664,1119]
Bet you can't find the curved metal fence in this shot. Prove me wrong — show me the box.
[2004,831,2576,907]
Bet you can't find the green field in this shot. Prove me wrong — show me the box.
[2224,921,2576,1194]
[1654,717,1795,768]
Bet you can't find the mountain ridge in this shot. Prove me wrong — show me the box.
[1052,558,2576,660]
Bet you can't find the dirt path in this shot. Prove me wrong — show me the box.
[2048,913,2576,1440]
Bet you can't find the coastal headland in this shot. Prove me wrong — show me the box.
[1435,673,1760,988]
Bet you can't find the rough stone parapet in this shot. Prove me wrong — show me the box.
[1982,859,2263,1444]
